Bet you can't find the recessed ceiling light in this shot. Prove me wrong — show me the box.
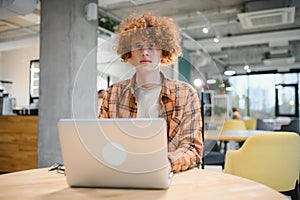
[202,27,209,34]
[194,78,203,88]
[206,79,216,84]
[224,70,236,76]
[213,37,219,43]
[244,65,249,70]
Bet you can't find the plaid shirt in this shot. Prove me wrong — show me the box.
[98,73,203,172]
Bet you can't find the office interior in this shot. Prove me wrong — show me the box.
[0,0,299,199]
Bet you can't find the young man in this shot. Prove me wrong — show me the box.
[99,12,203,173]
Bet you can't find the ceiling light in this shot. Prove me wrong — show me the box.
[244,65,249,70]
[194,78,204,88]
[202,27,209,34]
[224,69,236,76]
[206,79,216,84]
[246,69,251,73]
[213,37,219,43]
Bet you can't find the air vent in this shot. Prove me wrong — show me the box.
[263,57,295,66]
[237,7,295,29]
[130,0,160,5]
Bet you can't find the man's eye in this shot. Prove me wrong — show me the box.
[148,43,156,48]
[135,44,143,49]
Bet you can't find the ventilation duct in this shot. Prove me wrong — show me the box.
[237,6,295,29]
[0,0,37,19]
[263,56,295,66]
[263,49,295,66]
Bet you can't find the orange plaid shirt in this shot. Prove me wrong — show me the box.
[98,73,203,172]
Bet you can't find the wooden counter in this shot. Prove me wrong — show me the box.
[0,116,38,172]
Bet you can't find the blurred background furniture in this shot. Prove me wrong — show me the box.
[224,132,300,200]
[203,140,225,169]
[244,118,257,130]
[222,119,246,130]
[222,119,247,150]
[280,118,300,134]
[256,119,273,130]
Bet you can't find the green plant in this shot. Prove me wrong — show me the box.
[213,106,227,116]
[98,16,119,32]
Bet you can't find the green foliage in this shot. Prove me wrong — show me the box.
[98,16,119,32]
[213,106,227,116]
[208,79,230,92]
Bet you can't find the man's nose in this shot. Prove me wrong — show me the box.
[141,48,149,56]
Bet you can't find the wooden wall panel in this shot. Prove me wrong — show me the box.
[0,116,38,172]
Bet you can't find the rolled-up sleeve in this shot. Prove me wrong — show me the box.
[168,86,203,172]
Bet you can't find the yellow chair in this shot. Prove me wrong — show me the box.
[224,132,300,200]
[222,119,246,130]
[221,119,247,151]
[244,118,257,130]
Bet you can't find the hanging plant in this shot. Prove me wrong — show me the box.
[208,79,230,93]
[98,15,119,32]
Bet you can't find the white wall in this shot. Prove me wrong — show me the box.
[97,37,134,89]
[0,44,39,108]
[0,36,177,109]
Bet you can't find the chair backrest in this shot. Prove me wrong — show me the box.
[244,118,257,130]
[222,119,246,130]
[224,132,300,192]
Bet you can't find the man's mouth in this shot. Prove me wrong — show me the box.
[140,60,152,64]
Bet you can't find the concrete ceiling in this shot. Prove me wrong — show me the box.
[97,0,300,81]
[1,0,300,82]
[0,0,40,52]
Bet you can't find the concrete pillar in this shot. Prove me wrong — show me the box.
[38,0,98,167]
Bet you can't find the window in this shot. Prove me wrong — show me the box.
[29,60,40,104]
[229,73,300,119]
[275,84,299,117]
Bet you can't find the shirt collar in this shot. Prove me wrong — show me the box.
[122,72,176,102]
[122,73,137,95]
[161,73,176,102]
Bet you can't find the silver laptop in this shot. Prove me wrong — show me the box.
[57,118,172,189]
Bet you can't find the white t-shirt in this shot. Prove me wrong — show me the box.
[135,84,162,118]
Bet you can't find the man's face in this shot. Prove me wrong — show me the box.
[128,37,162,71]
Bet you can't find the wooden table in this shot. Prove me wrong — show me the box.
[205,130,269,142]
[0,168,287,200]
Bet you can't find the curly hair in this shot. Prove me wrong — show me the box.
[115,12,182,66]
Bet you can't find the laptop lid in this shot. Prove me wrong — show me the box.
[57,118,171,189]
